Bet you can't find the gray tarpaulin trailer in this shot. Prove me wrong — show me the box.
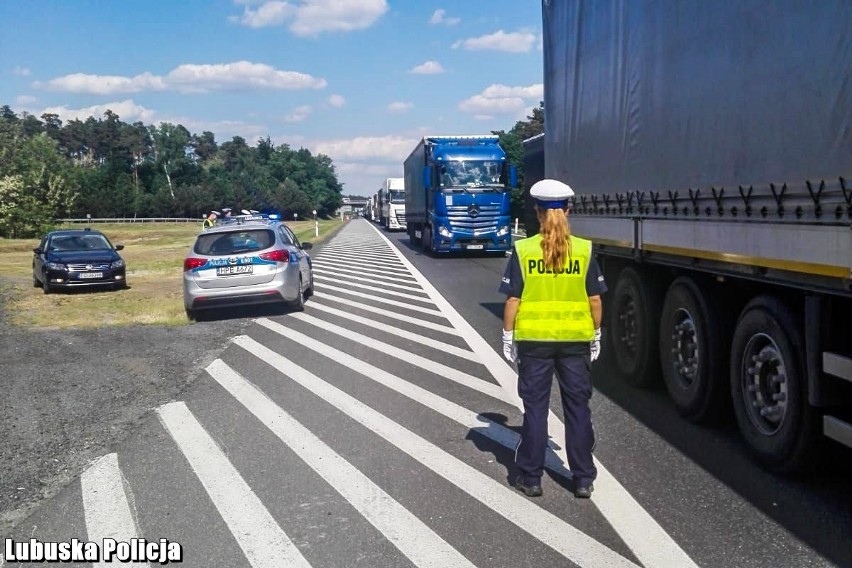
[539,0,852,473]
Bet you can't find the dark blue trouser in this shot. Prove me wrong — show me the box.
[514,353,597,487]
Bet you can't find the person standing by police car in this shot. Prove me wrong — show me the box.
[499,179,606,499]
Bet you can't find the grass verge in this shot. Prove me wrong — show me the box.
[0,218,345,329]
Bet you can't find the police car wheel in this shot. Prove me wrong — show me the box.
[659,277,727,423]
[729,295,818,474]
[290,277,306,312]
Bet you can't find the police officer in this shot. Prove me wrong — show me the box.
[499,179,606,499]
[203,210,220,229]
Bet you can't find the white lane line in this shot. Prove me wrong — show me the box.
[315,252,407,269]
[369,224,700,568]
[313,268,424,292]
[306,303,477,361]
[206,360,476,568]
[315,283,442,315]
[313,257,412,276]
[235,335,569,475]
[230,336,637,568]
[260,317,509,402]
[313,291,459,335]
[157,402,310,568]
[81,453,149,567]
[319,244,391,253]
[314,275,431,303]
[311,263,420,286]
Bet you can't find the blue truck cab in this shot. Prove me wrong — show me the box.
[403,135,517,254]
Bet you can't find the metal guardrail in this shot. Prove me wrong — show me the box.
[57,218,200,224]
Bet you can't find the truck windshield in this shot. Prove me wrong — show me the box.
[389,190,405,203]
[439,160,505,192]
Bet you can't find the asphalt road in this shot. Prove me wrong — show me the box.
[2,218,851,567]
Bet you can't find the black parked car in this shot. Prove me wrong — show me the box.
[32,228,127,293]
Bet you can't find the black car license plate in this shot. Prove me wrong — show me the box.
[216,265,253,276]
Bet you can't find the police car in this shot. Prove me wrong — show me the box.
[182,213,313,320]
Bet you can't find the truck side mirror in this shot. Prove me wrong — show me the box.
[422,166,431,190]
[509,165,518,188]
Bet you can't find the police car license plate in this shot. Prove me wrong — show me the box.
[79,272,103,279]
[216,265,253,276]
[465,244,484,250]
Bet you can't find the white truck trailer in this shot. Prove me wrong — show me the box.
[539,0,852,473]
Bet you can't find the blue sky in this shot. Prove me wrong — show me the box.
[0,1,543,196]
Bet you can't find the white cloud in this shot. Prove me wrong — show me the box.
[15,95,37,106]
[459,94,525,115]
[452,29,537,53]
[37,72,167,95]
[229,0,293,27]
[327,94,346,107]
[283,105,312,123]
[38,100,159,124]
[386,101,413,113]
[36,61,326,95]
[13,66,31,77]
[232,0,388,36]
[409,61,445,75]
[429,9,459,26]
[313,135,412,162]
[481,83,543,100]
[457,82,542,117]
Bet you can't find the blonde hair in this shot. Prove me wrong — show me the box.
[536,206,571,273]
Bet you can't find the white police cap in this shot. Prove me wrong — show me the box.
[210,210,221,216]
[530,179,574,201]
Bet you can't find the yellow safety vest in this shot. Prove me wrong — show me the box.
[513,234,595,342]
[203,218,214,229]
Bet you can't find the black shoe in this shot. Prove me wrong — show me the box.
[513,476,543,497]
[574,483,594,499]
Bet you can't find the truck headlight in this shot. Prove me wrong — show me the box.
[47,262,67,271]
[496,225,510,237]
[438,226,452,238]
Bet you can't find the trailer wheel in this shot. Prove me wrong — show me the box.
[659,277,727,422]
[609,267,661,386]
[729,296,817,474]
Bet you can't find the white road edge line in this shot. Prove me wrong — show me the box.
[157,402,311,568]
[367,223,700,568]
[229,336,638,568]
[206,359,476,568]
[80,453,149,567]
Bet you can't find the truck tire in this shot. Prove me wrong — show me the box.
[421,226,432,253]
[659,277,727,422]
[609,267,661,386]
[729,296,818,474]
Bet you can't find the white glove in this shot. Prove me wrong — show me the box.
[502,329,517,363]
[590,328,602,362]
